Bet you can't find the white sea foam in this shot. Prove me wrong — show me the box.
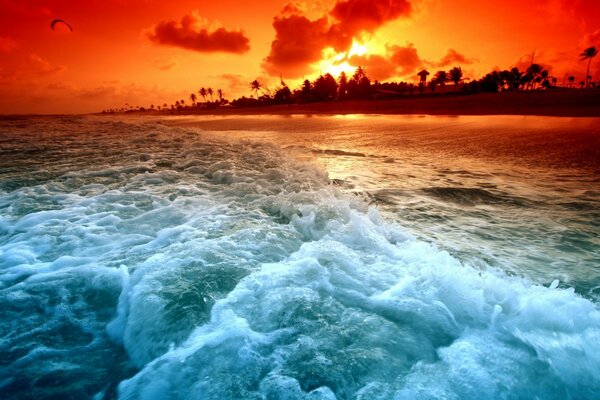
[0,116,598,399]
[117,184,600,399]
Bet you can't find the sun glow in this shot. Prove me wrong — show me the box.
[316,39,372,78]
[323,61,357,77]
[348,41,368,57]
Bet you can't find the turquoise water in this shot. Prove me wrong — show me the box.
[0,114,599,399]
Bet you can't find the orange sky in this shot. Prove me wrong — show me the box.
[0,0,598,114]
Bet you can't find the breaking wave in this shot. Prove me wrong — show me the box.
[0,116,598,400]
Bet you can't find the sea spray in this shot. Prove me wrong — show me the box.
[0,115,598,399]
[117,181,600,399]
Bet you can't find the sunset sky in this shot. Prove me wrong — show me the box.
[1,0,599,114]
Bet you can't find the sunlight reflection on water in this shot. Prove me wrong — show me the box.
[167,114,600,295]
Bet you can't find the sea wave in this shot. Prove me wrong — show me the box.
[421,186,532,207]
[0,117,599,399]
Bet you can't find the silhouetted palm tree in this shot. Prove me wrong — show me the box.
[313,73,338,100]
[217,89,223,103]
[428,80,436,92]
[300,79,312,102]
[434,70,448,88]
[190,93,197,106]
[567,75,575,87]
[353,66,366,81]
[207,88,214,102]
[338,72,348,99]
[250,80,262,97]
[199,88,207,103]
[580,47,598,88]
[525,64,543,89]
[348,67,371,99]
[509,68,522,90]
[540,70,551,89]
[449,67,463,86]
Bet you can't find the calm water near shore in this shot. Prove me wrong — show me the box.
[1,114,599,399]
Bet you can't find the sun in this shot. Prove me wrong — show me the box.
[322,61,357,77]
[348,41,368,57]
[316,39,371,78]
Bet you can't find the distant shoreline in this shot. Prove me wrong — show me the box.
[133,89,599,118]
[2,89,598,119]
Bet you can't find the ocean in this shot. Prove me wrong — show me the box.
[0,114,599,399]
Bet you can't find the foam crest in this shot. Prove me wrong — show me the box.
[1,116,599,399]
[118,185,600,399]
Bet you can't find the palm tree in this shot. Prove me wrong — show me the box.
[353,66,366,81]
[449,67,463,87]
[433,70,448,89]
[428,79,437,92]
[199,87,207,103]
[580,46,598,88]
[540,70,549,89]
[525,64,543,90]
[189,93,197,106]
[250,80,262,97]
[509,67,522,90]
[338,72,348,99]
[567,75,575,88]
[217,89,223,103]
[207,88,214,102]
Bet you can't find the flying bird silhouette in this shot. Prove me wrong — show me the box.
[50,19,73,32]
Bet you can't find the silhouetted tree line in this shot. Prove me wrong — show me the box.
[102,86,229,114]
[463,64,557,93]
[228,63,568,109]
[230,66,374,108]
[102,46,597,113]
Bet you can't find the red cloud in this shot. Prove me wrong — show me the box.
[435,48,475,67]
[388,43,422,75]
[263,13,331,77]
[147,13,250,54]
[347,54,397,81]
[330,0,411,47]
[344,43,423,81]
[263,0,413,77]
